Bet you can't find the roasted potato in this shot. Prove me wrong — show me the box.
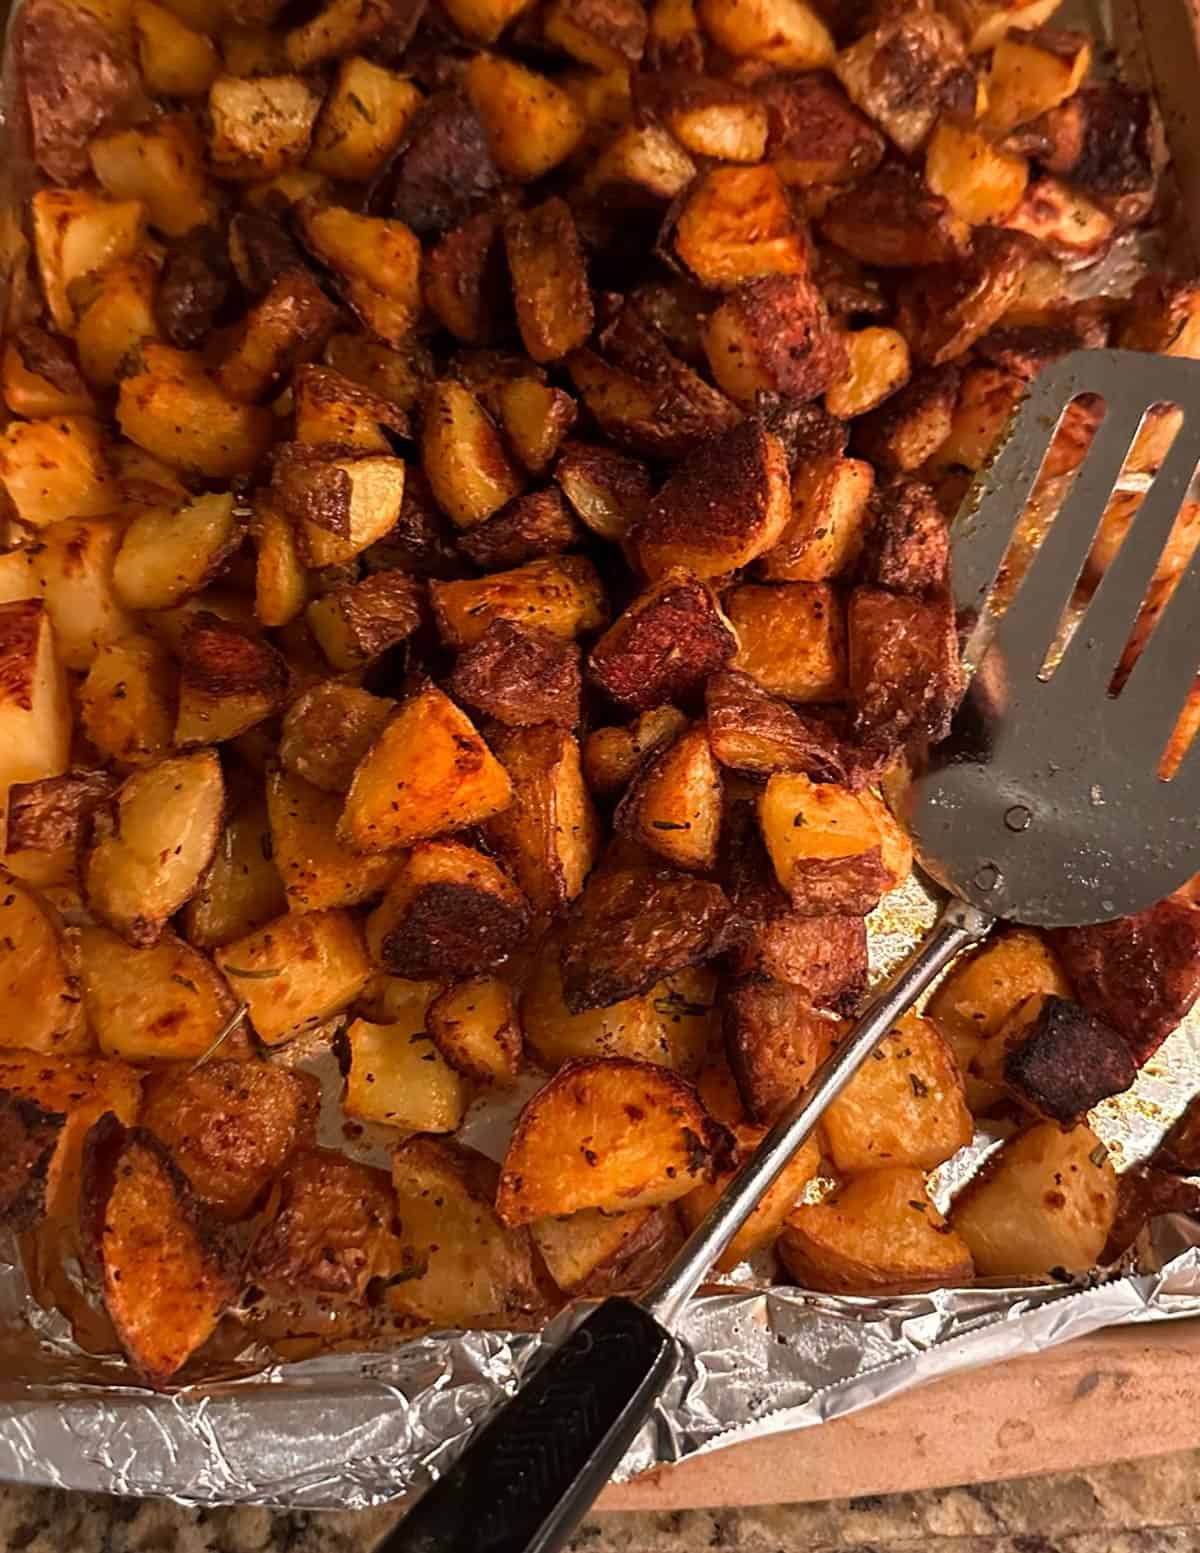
[268,767,400,911]
[757,770,886,916]
[455,488,581,571]
[0,870,88,1054]
[583,706,690,797]
[0,601,71,837]
[705,671,850,784]
[430,555,607,649]
[0,415,116,530]
[449,621,582,730]
[343,1013,469,1132]
[117,344,275,479]
[532,1204,681,1296]
[310,57,424,182]
[835,8,971,155]
[723,977,841,1125]
[896,230,1034,367]
[860,478,949,596]
[821,165,970,269]
[848,586,963,754]
[764,73,883,186]
[0,1091,65,1233]
[79,635,176,766]
[673,164,809,291]
[589,569,737,710]
[704,276,846,408]
[760,455,874,583]
[214,909,371,1044]
[181,797,287,949]
[697,0,832,69]
[5,769,115,857]
[467,57,585,182]
[278,682,396,794]
[615,724,721,872]
[272,443,408,568]
[427,976,522,1086]
[174,613,289,746]
[727,583,846,703]
[947,0,1065,54]
[975,993,1136,1126]
[853,365,961,474]
[78,924,239,1062]
[555,441,651,542]
[306,570,423,671]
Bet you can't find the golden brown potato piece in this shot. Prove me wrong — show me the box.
[615,725,721,873]
[984,27,1091,136]
[90,114,215,240]
[976,994,1136,1127]
[821,165,970,270]
[449,622,582,730]
[697,0,832,69]
[421,379,525,531]
[781,1167,974,1294]
[583,706,691,797]
[589,570,737,711]
[482,725,601,915]
[764,74,883,187]
[31,186,146,335]
[267,768,400,911]
[215,909,371,1045]
[430,555,608,649]
[532,1205,681,1297]
[925,121,1029,227]
[117,345,275,480]
[292,365,411,452]
[559,865,734,1012]
[390,1137,547,1327]
[848,586,963,754]
[503,199,593,364]
[582,119,694,207]
[306,571,423,672]
[950,1121,1118,1278]
[496,1056,721,1223]
[705,672,847,784]
[835,7,971,154]
[455,488,581,572]
[278,683,396,794]
[703,275,846,408]
[79,636,176,768]
[566,346,738,463]
[825,328,910,421]
[723,977,841,1125]
[180,796,286,950]
[427,976,522,1086]
[82,1114,239,1382]
[0,870,87,1055]
[0,600,71,834]
[0,1091,65,1233]
[757,770,885,917]
[861,478,949,597]
[209,72,322,179]
[366,839,529,980]
[727,582,846,703]
[555,441,651,543]
[673,164,809,291]
[896,231,1034,368]
[0,416,116,531]
[309,56,424,182]
[113,492,244,614]
[174,613,289,747]
[823,1011,972,1174]
[494,379,577,477]
[140,1060,319,1221]
[946,0,1064,54]
[342,1014,468,1132]
[760,455,874,583]
[340,686,514,852]
[215,269,338,405]
[1006,175,1114,267]
[271,443,408,568]
[852,365,961,475]
[1050,899,1200,1066]
[641,73,767,163]
[249,1146,396,1298]
[2,326,94,420]
[466,55,585,181]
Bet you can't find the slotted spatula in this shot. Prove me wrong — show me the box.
[381,350,1200,1553]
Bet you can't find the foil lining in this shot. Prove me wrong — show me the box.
[1,0,1199,1514]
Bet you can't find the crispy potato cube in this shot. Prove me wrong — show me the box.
[760,456,873,583]
[984,27,1090,136]
[697,0,832,68]
[293,365,410,452]
[112,493,242,616]
[340,686,512,852]
[860,478,949,596]
[674,165,809,291]
[365,839,528,979]
[0,415,115,529]
[494,380,576,477]
[825,328,910,420]
[946,0,1064,54]
[758,770,886,915]
[421,380,525,530]
[951,1120,1117,1277]
[542,0,648,70]
[134,0,219,95]
[89,114,214,239]
[32,188,147,334]
[584,121,695,205]
[496,1056,719,1223]
[323,332,433,418]
[373,91,502,239]
[310,57,424,181]
[456,488,580,571]
[390,1137,546,1326]
[705,672,850,784]
[824,1011,972,1173]
[615,725,721,872]
[84,752,223,947]
[215,270,338,405]
[764,75,883,187]
[81,1115,238,1381]
[181,797,286,948]
[723,977,841,1124]
[637,420,789,581]
[848,585,963,753]
[1119,276,1200,360]
[560,865,733,1012]
[466,56,584,181]
[427,976,521,1086]
[273,446,408,570]
[268,768,399,911]
[781,1167,974,1294]
[141,1059,318,1221]
[589,569,737,710]
[583,706,690,796]
[926,121,1030,229]
[450,621,581,731]
[532,1205,680,1296]
[215,909,371,1044]
[1050,899,1200,1066]
[897,231,1034,367]
[78,924,236,1062]
[117,344,275,478]
[173,613,288,746]
[703,275,845,408]
[253,504,306,629]
[75,252,161,391]
[297,202,421,347]
[249,1145,395,1298]
[431,555,607,649]
[648,74,767,163]
[343,1014,468,1132]
[79,636,173,769]
[504,199,593,363]
[821,166,969,269]
[306,570,423,671]
[0,1092,64,1233]
[853,364,961,474]
[836,9,972,155]
[976,993,1136,1126]
[728,582,846,703]
[278,684,395,796]
[566,347,737,462]
[2,326,94,419]
[0,602,71,834]
[1007,175,1114,267]
[555,441,651,542]
[208,73,321,179]
[29,514,138,675]
[0,871,88,1054]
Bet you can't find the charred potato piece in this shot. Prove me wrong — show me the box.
[565,346,738,462]
[760,455,874,582]
[542,0,647,70]
[896,231,1034,367]
[757,770,886,916]
[723,977,841,1125]
[696,0,832,69]
[781,1167,974,1294]
[496,1056,721,1223]
[427,976,522,1086]
[306,570,423,671]
[1101,1164,1200,1265]
[703,275,847,408]
[560,864,734,1012]
[821,165,970,270]
[976,993,1136,1126]
[589,569,737,710]
[1056,85,1164,227]
[848,586,963,753]
[532,1204,681,1296]
[140,1060,319,1220]
[182,797,286,948]
[504,199,593,364]
[279,683,396,793]
[950,1121,1118,1278]
[705,672,849,783]
[727,582,847,703]
[365,839,529,979]
[449,620,582,729]
[343,1012,468,1132]
[0,870,88,1055]
[1050,899,1200,1066]
[764,74,883,187]
[215,909,371,1045]
[268,767,400,911]
[215,269,338,405]
[82,1115,239,1382]
[860,478,949,596]
[583,707,690,797]
[615,724,721,872]
[0,1091,64,1233]
[852,365,961,475]
[431,555,608,649]
[174,613,289,746]
[1119,276,1200,361]
[339,686,513,851]
[455,488,581,571]
[673,164,809,290]
[835,8,972,155]
[582,120,695,207]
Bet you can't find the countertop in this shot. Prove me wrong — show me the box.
[4,1447,1200,1553]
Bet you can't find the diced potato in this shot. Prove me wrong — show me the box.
[431,555,607,649]
[781,1168,974,1294]
[975,993,1136,1126]
[422,212,508,348]
[0,871,89,1054]
[343,1014,468,1132]
[83,752,224,947]
[703,275,846,407]
[466,55,585,181]
[0,416,115,529]
[556,441,651,542]
[589,569,736,710]
[723,977,841,1124]
[5,769,115,859]
[306,571,422,672]
[427,976,521,1086]
[32,188,147,333]
[847,585,963,753]
[615,725,721,872]
[504,199,594,363]
[292,364,410,452]
[208,73,322,179]
[0,1092,65,1232]
[340,687,513,852]
[309,57,424,181]
[279,682,396,794]
[674,165,809,291]
[80,634,175,766]
[140,1059,319,1220]
[532,1205,678,1296]
[272,445,408,569]
[566,347,738,462]
[268,767,399,911]
[583,706,690,796]
[215,270,338,405]
[30,516,135,673]
[113,492,243,615]
[764,75,884,188]
[825,329,911,420]
[496,379,576,476]
[705,673,849,786]
[297,203,422,347]
[835,9,971,155]
[761,456,873,583]
[81,1114,239,1381]
[90,115,214,239]
[951,1121,1117,1277]
[496,1056,720,1223]
[173,613,288,746]
[584,121,695,205]
[821,166,970,270]
[984,27,1090,136]
[253,504,306,629]
[697,0,832,69]
[117,344,275,478]
[78,923,237,1061]
[653,76,767,163]
[182,797,287,948]
[823,1012,973,1174]
[542,0,647,70]
[925,121,1030,229]
[727,583,846,703]
[283,0,396,68]
[74,252,161,391]
[422,380,524,529]
[946,0,1064,54]
[441,0,534,42]
[0,602,72,830]
[2,327,94,419]
[134,0,220,95]
[757,770,887,916]
[1007,175,1114,267]
[215,908,370,1044]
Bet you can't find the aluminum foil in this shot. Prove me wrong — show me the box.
[1,0,1200,1514]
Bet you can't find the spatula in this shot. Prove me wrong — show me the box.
[381,350,1200,1553]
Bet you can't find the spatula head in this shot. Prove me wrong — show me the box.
[905,350,1200,928]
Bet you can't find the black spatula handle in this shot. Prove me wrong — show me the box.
[379,1297,676,1553]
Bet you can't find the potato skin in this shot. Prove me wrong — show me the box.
[764,74,883,186]
[723,977,841,1124]
[7,768,117,853]
[821,165,970,269]
[852,364,961,474]
[589,569,737,710]
[373,91,502,237]
[860,478,949,596]
[448,620,582,728]
[705,670,851,785]
[993,995,1136,1127]
[848,585,963,754]
[0,1091,64,1232]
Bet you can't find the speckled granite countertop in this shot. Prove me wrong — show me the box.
[4,1448,1200,1553]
